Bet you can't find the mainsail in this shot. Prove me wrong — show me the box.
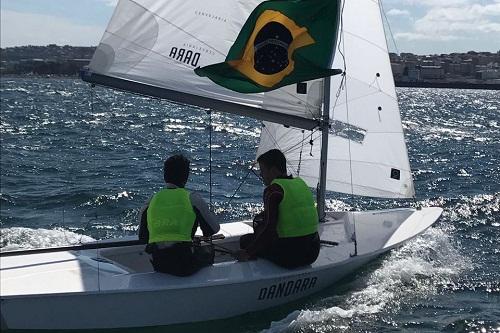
[258,0,415,198]
[83,0,340,130]
[83,0,413,199]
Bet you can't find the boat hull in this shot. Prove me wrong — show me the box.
[0,207,442,330]
[1,255,376,330]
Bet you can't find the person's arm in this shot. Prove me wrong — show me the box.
[244,184,283,257]
[190,192,220,236]
[138,203,149,244]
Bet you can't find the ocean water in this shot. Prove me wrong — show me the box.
[0,78,499,332]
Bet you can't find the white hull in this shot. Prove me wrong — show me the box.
[0,208,442,330]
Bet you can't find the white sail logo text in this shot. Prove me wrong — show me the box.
[169,47,200,67]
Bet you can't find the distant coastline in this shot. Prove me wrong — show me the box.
[1,45,499,90]
[2,74,498,91]
[395,81,500,90]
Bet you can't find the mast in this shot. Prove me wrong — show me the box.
[317,0,342,221]
[317,76,331,221]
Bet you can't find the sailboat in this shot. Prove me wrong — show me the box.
[0,0,442,330]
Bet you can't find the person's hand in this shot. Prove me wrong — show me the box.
[235,249,252,262]
[253,212,264,223]
[253,212,264,230]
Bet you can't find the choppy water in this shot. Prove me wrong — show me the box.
[0,78,499,332]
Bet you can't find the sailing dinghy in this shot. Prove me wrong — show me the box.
[0,0,442,330]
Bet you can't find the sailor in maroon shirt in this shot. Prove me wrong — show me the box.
[236,149,320,268]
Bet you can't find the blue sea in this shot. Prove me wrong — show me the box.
[0,78,499,333]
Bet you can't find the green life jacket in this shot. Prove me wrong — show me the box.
[147,188,196,243]
[272,177,318,238]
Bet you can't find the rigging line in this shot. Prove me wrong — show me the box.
[261,122,321,157]
[92,92,112,109]
[127,0,226,57]
[334,87,395,109]
[79,85,97,246]
[208,110,213,210]
[412,195,420,208]
[297,130,306,176]
[87,84,103,290]
[379,0,400,55]
[97,240,101,293]
[279,130,322,158]
[94,88,103,291]
[334,72,398,104]
[342,73,398,101]
[339,0,357,257]
[260,125,305,176]
[261,123,286,155]
[267,126,321,157]
[225,161,257,208]
[79,86,114,245]
[278,87,324,120]
[334,1,347,103]
[261,129,303,178]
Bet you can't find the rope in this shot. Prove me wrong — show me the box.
[207,110,213,210]
[85,83,103,290]
[297,130,305,175]
[336,0,358,257]
[379,0,400,54]
[225,162,258,208]
[78,86,98,245]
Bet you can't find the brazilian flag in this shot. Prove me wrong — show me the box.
[194,0,342,94]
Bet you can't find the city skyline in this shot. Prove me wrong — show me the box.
[1,0,500,55]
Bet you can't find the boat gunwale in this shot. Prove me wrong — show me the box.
[0,208,442,300]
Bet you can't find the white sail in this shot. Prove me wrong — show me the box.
[258,0,415,198]
[87,0,327,129]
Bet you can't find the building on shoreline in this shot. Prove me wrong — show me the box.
[389,51,500,85]
[0,45,94,76]
[1,45,499,88]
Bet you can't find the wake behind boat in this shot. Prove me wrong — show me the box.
[1,0,443,330]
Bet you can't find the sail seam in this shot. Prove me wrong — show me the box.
[261,125,322,175]
[287,158,412,172]
[127,0,226,57]
[277,90,321,119]
[103,31,196,71]
[297,176,410,197]
[343,30,387,54]
[324,181,411,197]
[336,74,398,103]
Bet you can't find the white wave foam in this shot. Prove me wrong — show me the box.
[263,227,470,333]
[0,227,95,251]
[81,191,133,207]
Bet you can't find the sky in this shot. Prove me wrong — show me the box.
[1,0,499,55]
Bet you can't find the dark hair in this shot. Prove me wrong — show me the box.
[257,149,286,173]
[163,154,190,187]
